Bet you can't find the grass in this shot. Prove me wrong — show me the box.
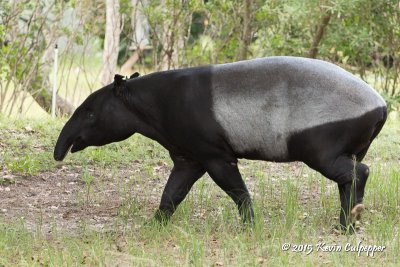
[0,113,399,266]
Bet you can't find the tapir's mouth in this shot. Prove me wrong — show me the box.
[54,137,87,161]
[70,137,87,153]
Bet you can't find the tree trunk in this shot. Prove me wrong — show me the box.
[238,0,252,60]
[101,0,121,86]
[131,0,150,48]
[159,0,189,70]
[308,12,331,59]
[160,2,175,71]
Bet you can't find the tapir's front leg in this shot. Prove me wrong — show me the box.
[205,160,254,225]
[154,155,205,224]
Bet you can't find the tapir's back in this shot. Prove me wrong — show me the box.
[210,56,386,161]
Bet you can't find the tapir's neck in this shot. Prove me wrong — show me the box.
[121,67,216,157]
[122,72,178,151]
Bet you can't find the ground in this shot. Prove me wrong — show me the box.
[0,114,399,266]
[0,140,309,235]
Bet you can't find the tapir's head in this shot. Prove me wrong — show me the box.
[54,73,139,161]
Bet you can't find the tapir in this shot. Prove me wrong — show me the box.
[54,56,387,232]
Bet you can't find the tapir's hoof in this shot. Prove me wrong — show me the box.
[351,203,365,221]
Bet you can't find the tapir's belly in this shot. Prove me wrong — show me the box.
[210,57,386,161]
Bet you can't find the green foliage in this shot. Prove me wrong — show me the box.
[381,93,400,112]
[118,0,395,100]
[6,155,41,176]
[82,169,95,204]
[1,0,399,112]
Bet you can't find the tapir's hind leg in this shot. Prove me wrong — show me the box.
[313,155,369,233]
[205,160,254,225]
[333,110,387,231]
[290,107,387,233]
[154,155,205,224]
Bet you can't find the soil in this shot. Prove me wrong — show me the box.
[0,159,324,235]
[0,162,172,235]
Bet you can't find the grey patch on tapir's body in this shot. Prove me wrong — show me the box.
[211,56,386,161]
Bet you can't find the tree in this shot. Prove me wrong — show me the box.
[101,0,121,86]
[308,10,331,58]
[120,0,150,74]
[237,0,252,60]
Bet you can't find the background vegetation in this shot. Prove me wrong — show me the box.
[0,0,399,116]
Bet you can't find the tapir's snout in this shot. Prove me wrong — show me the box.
[54,133,73,161]
[54,120,78,161]
[54,144,72,161]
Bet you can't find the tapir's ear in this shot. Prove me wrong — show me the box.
[113,74,126,97]
[130,72,140,79]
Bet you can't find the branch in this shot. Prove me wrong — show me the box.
[308,12,332,59]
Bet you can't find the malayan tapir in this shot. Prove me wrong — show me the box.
[54,56,387,232]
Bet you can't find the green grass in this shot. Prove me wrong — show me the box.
[0,114,399,266]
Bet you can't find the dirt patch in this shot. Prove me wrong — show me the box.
[0,161,172,235]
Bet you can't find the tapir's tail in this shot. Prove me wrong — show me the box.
[356,105,388,162]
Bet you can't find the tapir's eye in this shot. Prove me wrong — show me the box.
[87,112,95,122]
